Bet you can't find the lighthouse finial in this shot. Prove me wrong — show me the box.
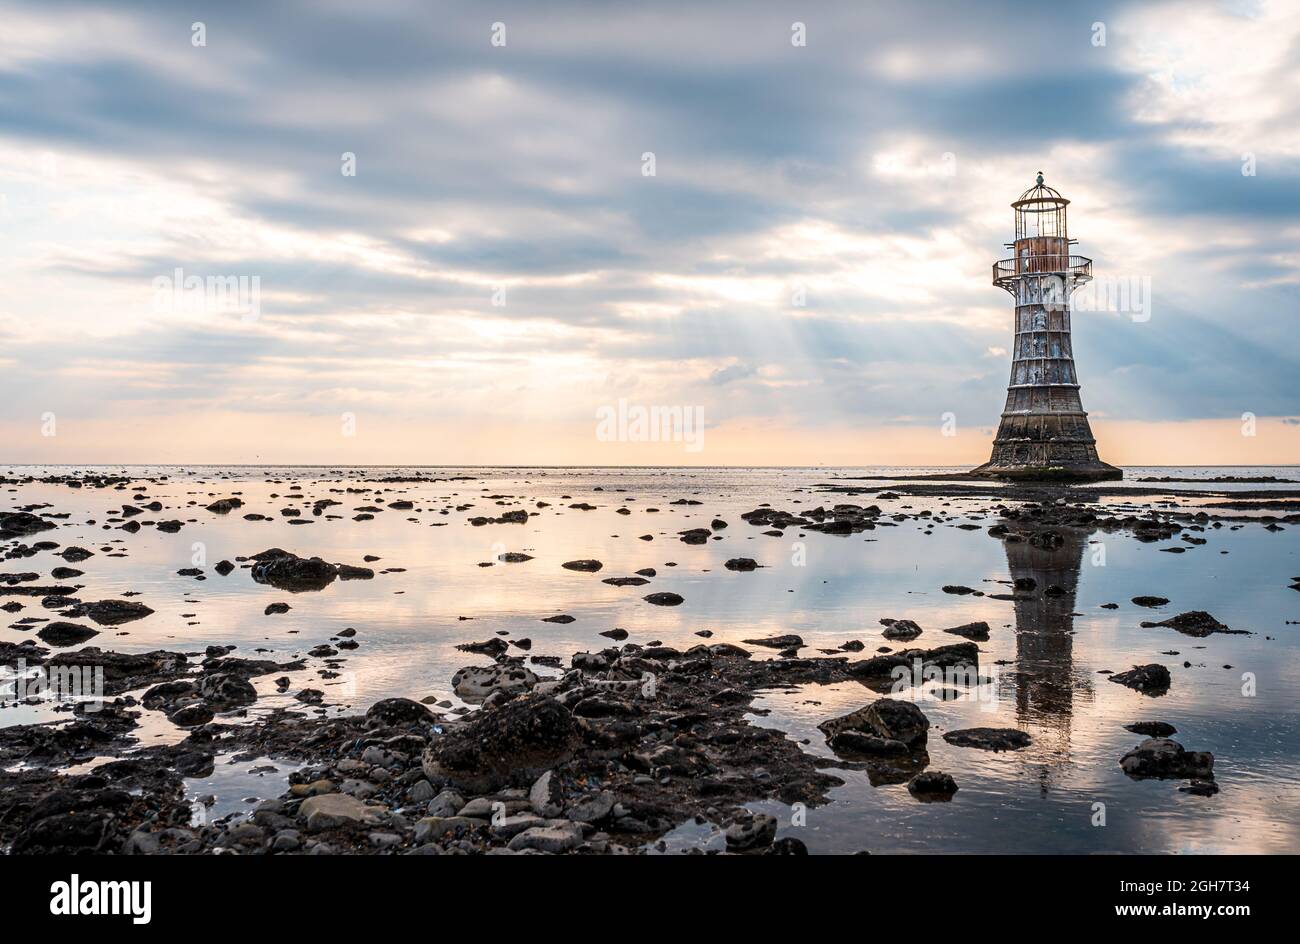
[1036,171,1044,186]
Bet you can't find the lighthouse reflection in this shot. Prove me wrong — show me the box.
[1000,522,1097,795]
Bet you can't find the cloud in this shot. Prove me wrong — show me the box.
[0,0,1296,462]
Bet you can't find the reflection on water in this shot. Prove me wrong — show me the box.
[2,465,1298,852]
[1004,522,1096,797]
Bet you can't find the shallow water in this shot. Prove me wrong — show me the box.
[3,465,1298,853]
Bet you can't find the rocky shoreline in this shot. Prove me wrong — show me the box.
[1,470,1288,854]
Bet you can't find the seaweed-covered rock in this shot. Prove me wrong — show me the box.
[421,694,577,793]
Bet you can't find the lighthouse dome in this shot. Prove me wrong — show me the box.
[1013,171,1069,208]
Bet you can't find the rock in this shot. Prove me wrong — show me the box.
[456,637,508,656]
[826,731,908,755]
[1131,596,1170,607]
[942,585,975,595]
[1119,738,1214,780]
[725,558,758,571]
[198,673,258,709]
[0,512,56,539]
[643,592,684,606]
[493,814,546,839]
[249,549,372,592]
[205,498,244,513]
[264,602,291,615]
[214,560,235,576]
[271,829,301,851]
[498,552,533,563]
[455,797,497,818]
[741,634,803,649]
[1124,721,1177,738]
[602,577,649,587]
[168,702,215,727]
[35,621,99,646]
[724,813,777,851]
[529,771,564,817]
[565,790,615,823]
[413,816,483,843]
[943,621,991,641]
[507,823,584,853]
[942,728,1031,751]
[73,600,154,626]
[541,614,576,624]
[365,697,435,727]
[819,698,929,748]
[451,664,538,703]
[1110,664,1171,695]
[299,794,383,831]
[426,789,465,818]
[562,559,603,572]
[421,693,577,793]
[1140,610,1247,637]
[763,837,808,855]
[880,618,923,641]
[908,771,958,800]
[679,528,712,545]
[227,822,266,847]
[848,641,980,680]
[599,628,629,640]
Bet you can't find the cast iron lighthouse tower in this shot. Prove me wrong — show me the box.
[973,173,1121,481]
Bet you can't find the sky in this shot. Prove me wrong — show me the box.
[1,0,1297,466]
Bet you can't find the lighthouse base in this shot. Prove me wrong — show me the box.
[969,460,1123,483]
[971,439,1122,482]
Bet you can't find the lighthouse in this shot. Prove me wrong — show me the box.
[973,173,1121,481]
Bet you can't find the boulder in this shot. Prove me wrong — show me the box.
[1140,611,1247,637]
[908,771,958,800]
[725,814,778,851]
[421,693,577,793]
[451,664,538,703]
[35,621,99,647]
[819,698,929,748]
[365,697,435,727]
[74,600,154,626]
[507,823,584,853]
[643,592,684,606]
[299,794,383,831]
[198,672,258,709]
[943,621,991,641]
[880,618,922,641]
[1110,664,1171,695]
[1119,738,1214,780]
